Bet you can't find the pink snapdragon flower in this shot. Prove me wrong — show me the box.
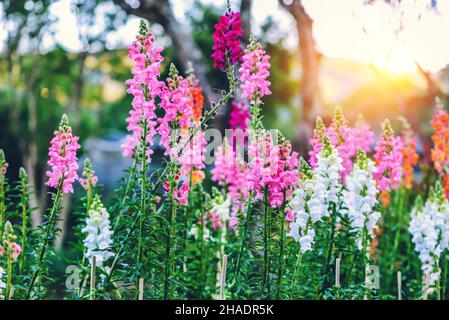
[211,8,243,70]
[158,64,193,155]
[229,100,250,131]
[247,131,299,208]
[9,242,21,261]
[121,22,164,160]
[46,114,80,194]
[309,117,326,169]
[239,36,271,106]
[374,119,404,192]
[350,113,373,154]
[212,139,249,227]
[326,106,356,181]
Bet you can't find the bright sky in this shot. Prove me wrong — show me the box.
[1,0,448,73]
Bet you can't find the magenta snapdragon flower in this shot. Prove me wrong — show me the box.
[374,119,404,192]
[239,36,271,106]
[46,114,81,194]
[121,23,164,160]
[211,9,243,70]
[229,99,250,131]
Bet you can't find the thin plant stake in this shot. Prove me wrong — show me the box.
[90,256,96,300]
[335,257,340,288]
[397,271,402,300]
[219,255,228,300]
[139,277,144,300]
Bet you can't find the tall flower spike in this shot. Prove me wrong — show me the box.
[79,158,98,191]
[373,119,403,201]
[2,221,21,262]
[399,116,419,189]
[211,5,243,70]
[309,117,326,169]
[239,34,271,127]
[158,63,193,154]
[121,21,164,160]
[82,195,114,267]
[187,63,204,124]
[430,101,449,199]
[46,114,81,194]
[326,106,355,181]
[343,148,380,251]
[287,158,326,253]
[314,135,344,208]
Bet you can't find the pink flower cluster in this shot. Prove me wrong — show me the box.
[211,139,249,227]
[121,28,164,160]
[247,132,299,208]
[309,110,373,181]
[229,100,250,131]
[158,66,193,155]
[211,10,243,70]
[0,242,21,261]
[46,115,81,194]
[374,120,404,192]
[239,37,271,105]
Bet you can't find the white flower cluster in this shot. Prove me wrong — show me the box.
[314,137,344,212]
[343,152,380,251]
[409,202,441,298]
[288,164,326,253]
[82,196,114,267]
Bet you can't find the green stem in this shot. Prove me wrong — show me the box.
[114,157,137,230]
[135,120,148,297]
[321,203,337,297]
[19,181,28,273]
[26,182,64,299]
[262,189,270,297]
[164,179,177,300]
[233,192,253,287]
[5,249,12,300]
[275,201,287,299]
[290,251,303,297]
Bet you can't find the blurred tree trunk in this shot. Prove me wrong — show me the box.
[4,17,44,227]
[113,0,217,105]
[279,0,322,157]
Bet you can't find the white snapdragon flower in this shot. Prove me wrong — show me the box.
[82,195,114,267]
[314,136,344,213]
[287,159,326,253]
[344,150,380,251]
[409,196,442,298]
